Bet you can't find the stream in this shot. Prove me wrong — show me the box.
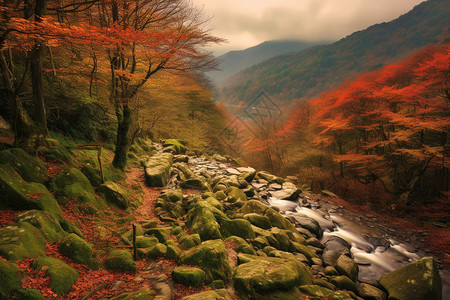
[267,196,450,299]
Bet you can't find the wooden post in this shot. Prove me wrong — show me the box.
[132,224,137,261]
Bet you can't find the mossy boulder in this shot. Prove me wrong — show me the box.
[220,218,255,240]
[357,283,386,300]
[299,285,334,298]
[227,186,247,203]
[163,139,186,154]
[256,171,284,184]
[14,210,66,242]
[179,239,231,282]
[59,233,94,267]
[225,236,256,255]
[105,250,137,272]
[180,177,204,190]
[0,259,22,298]
[379,257,442,300]
[172,267,206,287]
[50,167,95,195]
[335,254,358,281]
[13,288,46,300]
[144,152,173,187]
[166,244,182,260]
[98,182,131,210]
[186,202,223,241]
[173,162,195,180]
[244,213,272,229]
[0,164,63,220]
[136,236,159,248]
[144,243,167,259]
[330,275,357,292]
[240,170,256,183]
[145,227,170,243]
[0,148,47,184]
[234,254,313,298]
[109,289,155,300]
[182,289,230,300]
[32,256,78,296]
[178,233,201,250]
[81,165,103,187]
[0,222,46,260]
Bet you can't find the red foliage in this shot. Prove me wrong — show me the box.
[0,210,23,227]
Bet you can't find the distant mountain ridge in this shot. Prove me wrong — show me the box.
[219,0,450,105]
[207,40,329,87]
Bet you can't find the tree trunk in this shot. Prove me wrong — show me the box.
[112,104,132,170]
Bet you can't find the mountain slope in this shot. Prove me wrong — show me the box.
[219,0,450,105]
[208,40,328,87]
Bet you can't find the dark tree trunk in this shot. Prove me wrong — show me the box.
[112,104,132,170]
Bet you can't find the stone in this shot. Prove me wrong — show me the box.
[0,164,63,220]
[144,153,173,187]
[227,186,247,203]
[299,285,334,298]
[109,289,155,300]
[81,165,102,187]
[290,215,323,238]
[379,257,442,300]
[172,267,206,287]
[98,182,131,210]
[178,233,201,250]
[166,244,181,260]
[180,177,204,190]
[0,148,47,184]
[179,239,231,282]
[225,236,256,255]
[330,275,357,292]
[234,254,313,297]
[163,139,186,154]
[105,250,137,272]
[186,202,223,241]
[357,283,386,300]
[0,259,22,298]
[220,218,255,240]
[335,254,358,281]
[173,162,195,179]
[14,210,66,243]
[13,288,46,300]
[59,234,94,267]
[240,170,256,183]
[0,222,46,260]
[145,243,167,259]
[145,227,170,243]
[256,171,285,184]
[244,213,272,229]
[325,266,339,276]
[32,256,78,296]
[136,236,159,248]
[181,289,230,300]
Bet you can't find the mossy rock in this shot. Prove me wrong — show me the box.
[0,164,63,220]
[179,239,231,282]
[14,210,66,242]
[186,202,223,241]
[0,259,22,298]
[144,227,169,244]
[32,256,78,296]
[13,288,46,300]
[356,283,386,300]
[172,267,206,287]
[220,218,255,240]
[234,254,313,298]
[215,191,227,201]
[178,234,201,250]
[50,167,95,195]
[0,148,47,184]
[182,289,230,300]
[330,275,357,292]
[239,200,268,215]
[335,254,358,281]
[98,181,131,210]
[144,243,167,259]
[226,186,247,203]
[379,257,442,300]
[105,250,137,272]
[136,236,159,248]
[264,208,296,232]
[256,171,284,184]
[0,222,46,260]
[163,139,186,154]
[173,162,195,179]
[327,290,354,300]
[243,213,272,230]
[298,285,334,298]
[256,287,303,300]
[180,177,204,190]
[225,236,256,255]
[81,165,103,187]
[240,170,256,183]
[144,153,173,187]
[166,244,181,260]
[59,233,94,267]
[109,289,155,300]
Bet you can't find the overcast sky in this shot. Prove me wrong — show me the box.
[192,0,425,55]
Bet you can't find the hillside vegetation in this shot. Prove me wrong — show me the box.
[219,0,450,105]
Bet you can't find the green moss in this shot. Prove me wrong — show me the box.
[330,276,357,292]
[0,259,22,298]
[81,165,103,187]
[256,171,284,184]
[105,250,136,272]
[186,202,223,241]
[335,254,358,281]
[98,182,131,210]
[0,164,63,220]
[244,213,272,229]
[178,234,201,250]
[298,285,334,297]
[0,222,46,260]
[59,234,94,267]
[172,267,206,287]
[163,139,187,154]
[32,256,78,296]
[144,153,173,187]
[13,288,46,300]
[181,289,230,300]
[14,210,66,242]
[144,228,169,243]
[144,243,167,259]
[224,236,256,255]
[136,236,159,248]
[109,289,155,300]
[50,167,94,194]
[179,239,231,282]
[220,218,255,240]
[166,244,181,260]
[227,186,247,203]
[0,148,47,184]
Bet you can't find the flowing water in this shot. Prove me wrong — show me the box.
[268,197,450,298]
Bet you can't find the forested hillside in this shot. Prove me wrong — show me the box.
[219,0,449,105]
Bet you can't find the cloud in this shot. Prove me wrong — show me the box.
[192,0,424,54]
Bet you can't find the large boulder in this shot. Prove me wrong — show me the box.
[227,186,247,203]
[256,171,285,184]
[172,267,206,287]
[144,153,173,187]
[234,254,313,298]
[163,139,186,154]
[220,218,255,240]
[32,256,78,296]
[179,239,231,282]
[59,234,94,267]
[0,164,63,220]
[0,148,47,184]
[80,165,103,187]
[0,222,46,260]
[186,202,223,241]
[335,254,358,282]
[379,257,442,300]
[244,213,272,229]
[105,250,137,272]
[14,210,66,242]
[0,259,22,298]
[98,182,131,210]
[357,283,387,300]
